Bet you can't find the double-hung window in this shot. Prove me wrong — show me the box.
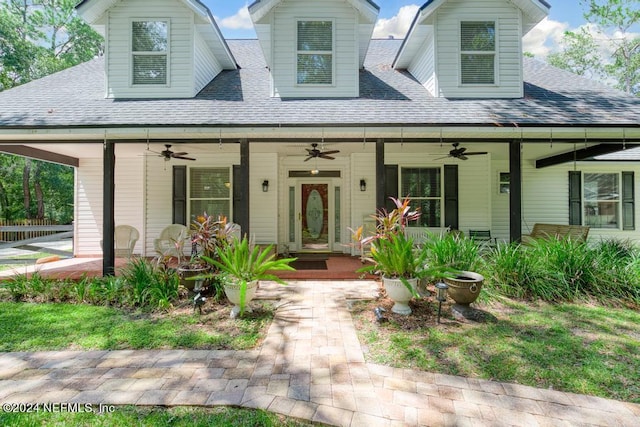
[583,173,620,229]
[189,168,231,222]
[297,20,333,85]
[460,21,496,85]
[401,168,442,227]
[132,20,168,85]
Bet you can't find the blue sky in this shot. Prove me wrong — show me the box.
[202,1,589,57]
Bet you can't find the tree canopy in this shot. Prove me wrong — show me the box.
[0,0,104,91]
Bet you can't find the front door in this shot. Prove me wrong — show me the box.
[300,183,330,251]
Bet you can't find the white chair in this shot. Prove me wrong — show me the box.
[100,224,139,258]
[153,224,187,261]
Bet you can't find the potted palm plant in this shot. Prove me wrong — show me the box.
[202,236,297,317]
[356,197,452,315]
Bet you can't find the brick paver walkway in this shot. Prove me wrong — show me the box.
[1,280,638,426]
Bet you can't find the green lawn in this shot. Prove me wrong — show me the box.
[0,405,320,427]
[351,297,640,403]
[0,301,274,351]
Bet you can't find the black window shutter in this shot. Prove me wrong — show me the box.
[384,164,398,212]
[172,165,187,225]
[444,165,459,229]
[622,171,635,230]
[568,171,582,225]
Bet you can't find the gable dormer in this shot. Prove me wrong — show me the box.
[76,0,237,99]
[249,0,379,98]
[393,0,549,99]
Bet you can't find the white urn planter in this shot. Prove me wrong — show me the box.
[382,276,418,315]
[224,279,259,318]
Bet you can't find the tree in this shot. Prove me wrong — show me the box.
[0,0,103,90]
[580,0,640,95]
[547,28,605,80]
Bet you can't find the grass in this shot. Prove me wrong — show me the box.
[351,296,640,403]
[0,301,274,351]
[0,405,320,426]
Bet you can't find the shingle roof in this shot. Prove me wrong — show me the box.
[0,39,638,129]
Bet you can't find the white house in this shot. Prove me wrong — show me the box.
[0,0,639,275]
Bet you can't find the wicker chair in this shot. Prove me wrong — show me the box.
[100,224,140,258]
[153,224,187,261]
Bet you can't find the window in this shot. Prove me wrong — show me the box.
[583,173,620,229]
[460,21,495,85]
[297,20,333,85]
[401,168,441,227]
[499,172,510,194]
[189,168,231,222]
[132,20,168,85]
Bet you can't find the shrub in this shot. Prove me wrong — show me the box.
[421,231,483,272]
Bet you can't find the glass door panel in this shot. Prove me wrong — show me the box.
[301,183,329,251]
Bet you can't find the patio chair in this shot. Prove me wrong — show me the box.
[100,224,139,258]
[153,224,188,261]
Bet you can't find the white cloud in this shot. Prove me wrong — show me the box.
[373,4,420,39]
[216,6,253,30]
[523,18,569,58]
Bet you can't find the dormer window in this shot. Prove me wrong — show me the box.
[460,21,496,85]
[296,20,333,85]
[132,20,169,85]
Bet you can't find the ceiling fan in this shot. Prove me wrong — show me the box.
[436,143,487,161]
[304,143,340,161]
[153,144,196,161]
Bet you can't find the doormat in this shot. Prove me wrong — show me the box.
[290,260,327,270]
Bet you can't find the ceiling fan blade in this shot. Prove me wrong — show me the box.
[304,156,313,162]
[171,151,189,156]
[464,152,488,156]
[173,155,196,161]
[434,155,451,161]
[321,150,340,155]
[319,155,335,160]
[458,155,468,160]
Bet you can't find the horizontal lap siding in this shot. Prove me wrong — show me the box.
[408,32,436,95]
[435,0,522,98]
[75,158,103,256]
[114,157,144,255]
[106,0,194,98]
[194,29,222,94]
[350,153,376,254]
[250,153,278,244]
[144,152,240,256]
[271,0,359,98]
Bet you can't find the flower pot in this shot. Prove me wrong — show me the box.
[177,266,209,291]
[224,279,259,318]
[444,271,484,308]
[382,276,418,315]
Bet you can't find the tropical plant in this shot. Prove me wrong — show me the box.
[202,236,296,316]
[420,231,483,272]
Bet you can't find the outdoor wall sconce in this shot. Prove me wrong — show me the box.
[360,179,367,192]
[435,281,448,324]
[262,180,269,192]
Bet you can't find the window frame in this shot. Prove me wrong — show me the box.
[295,18,335,87]
[582,172,621,230]
[499,172,510,194]
[400,166,443,228]
[187,167,232,224]
[459,20,498,86]
[130,19,170,87]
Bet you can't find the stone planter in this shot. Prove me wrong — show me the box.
[444,271,484,315]
[382,276,418,315]
[177,266,209,292]
[224,279,259,318]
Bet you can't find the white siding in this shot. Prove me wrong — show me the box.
[74,155,145,256]
[270,0,359,98]
[75,158,103,256]
[350,153,376,254]
[435,0,523,98]
[143,151,240,256]
[193,29,222,94]
[105,0,195,98]
[250,153,278,244]
[490,160,510,242]
[407,29,437,96]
